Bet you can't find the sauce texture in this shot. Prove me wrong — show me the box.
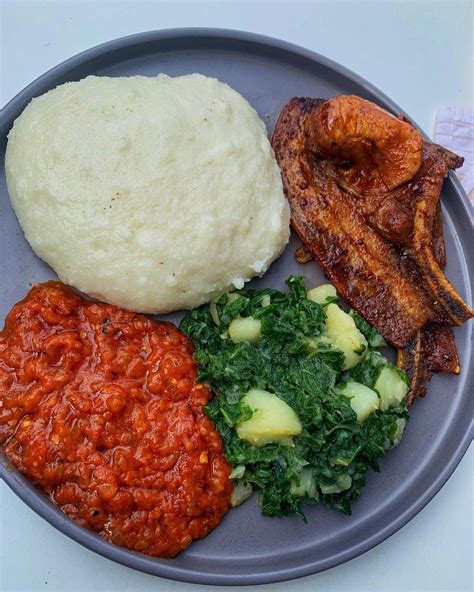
[0,283,232,557]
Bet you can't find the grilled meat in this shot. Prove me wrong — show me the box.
[272,95,472,403]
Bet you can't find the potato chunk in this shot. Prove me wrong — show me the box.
[339,381,379,423]
[307,283,337,305]
[229,316,262,343]
[374,366,409,411]
[236,389,302,446]
[325,303,368,370]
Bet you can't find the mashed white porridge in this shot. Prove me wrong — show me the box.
[5,74,289,313]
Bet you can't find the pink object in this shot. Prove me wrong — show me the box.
[434,107,474,202]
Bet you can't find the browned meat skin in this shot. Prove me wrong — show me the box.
[273,98,434,348]
[397,147,461,403]
[307,95,424,193]
[397,189,460,402]
[432,203,446,268]
[370,144,472,325]
[397,324,460,405]
[425,142,464,170]
[422,200,460,376]
[422,324,460,374]
[421,198,460,375]
[309,106,471,325]
[408,143,472,325]
[397,335,432,403]
[398,327,460,404]
[272,96,473,351]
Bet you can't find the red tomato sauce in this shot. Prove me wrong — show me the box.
[0,282,232,557]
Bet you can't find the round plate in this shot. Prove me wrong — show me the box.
[0,29,473,586]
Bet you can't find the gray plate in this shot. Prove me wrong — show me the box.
[0,29,473,586]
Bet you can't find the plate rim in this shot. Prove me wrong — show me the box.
[1,27,473,586]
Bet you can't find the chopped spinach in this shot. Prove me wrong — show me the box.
[180,276,409,519]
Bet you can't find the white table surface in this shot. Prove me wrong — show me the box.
[1,1,473,591]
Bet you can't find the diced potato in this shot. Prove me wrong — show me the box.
[325,303,368,370]
[320,474,352,494]
[261,294,271,307]
[229,316,262,343]
[374,366,409,411]
[236,389,302,446]
[307,284,337,305]
[339,381,379,422]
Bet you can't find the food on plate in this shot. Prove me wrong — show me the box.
[397,323,460,401]
[324,302,367,370]
[295,244,314,264]
[0,282,232,557]
[1,66,470,563]
[5,74,289,314]
[181,276,409,518]
[236,388,302,446]
[396,203,461,399]
[272,94,473,402]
